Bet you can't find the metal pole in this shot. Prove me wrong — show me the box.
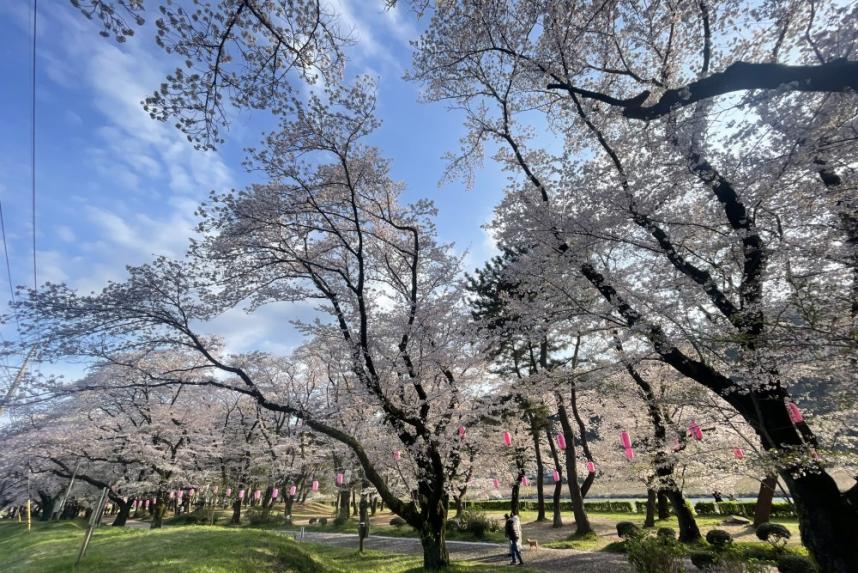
[75,487,108,567]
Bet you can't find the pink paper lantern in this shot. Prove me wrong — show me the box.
[520,476,529,486]
[133,500,138,509]
[189,488,195,497]
[688,420,703,441]
[238,489,245,500]
[151,498,156,506]
[176,490,183,499]
[624,447,635,461]
[586,461,596,474]
[289,485,297,497]
[272,488,280,499]
[311,480,319,492]
[254,490,262,500]
[733,448,745,460]
[620,431,632,450]
[458,425,466,439]
[492,479,500,489]
[503,431,512,447]
[393,450,401,461]
[787,402,804,424]
[336,472,344,486]
[225,488,232,497]
[552,470,560,483]
[556,433,567,450]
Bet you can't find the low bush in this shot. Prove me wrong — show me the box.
[457,510,497,539]
[308,517,317,525]
[389,516,407,527]
[617,521,642,539]
[332,515,348,526]
[246,508,279,526]
[163,510,212,525]
[626,534,686,573]
[690,550,718,570]
[317,517,328,526]
[706,529,734,549]
[776,555,817,573]
[756,523,791,549]
[657,527,676,541]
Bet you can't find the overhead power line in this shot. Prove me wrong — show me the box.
[31,0,38,290]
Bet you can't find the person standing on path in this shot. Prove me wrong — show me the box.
[509,513,524,566]
[503,514,513,558]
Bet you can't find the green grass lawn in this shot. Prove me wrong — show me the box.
[0,520,534,573]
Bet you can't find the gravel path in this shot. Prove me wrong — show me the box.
[289,531,631,573]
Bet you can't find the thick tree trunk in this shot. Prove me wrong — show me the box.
[337,489,350,520]
[510,480,521,515]
[665,485,700,542]
[644,488,657,528]
[551,481,563,528]
[231,499,241,524]
[111,498,133,527]
[557,396,592,534]
[418,495,449,570]
[657,491,670,520]
[284,495,295,520]
[782,469,858,573]
[36,492,55,521]
[545,427,563,528]
[580,472,595,498]
[754,475,777,526]
[358,487,369,553]
[454,495,464,519]
[529,417,546,521]
[151,494,168,529]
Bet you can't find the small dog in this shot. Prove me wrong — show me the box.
[526,538,539,551]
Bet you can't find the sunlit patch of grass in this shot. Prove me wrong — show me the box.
[0,521,536,573]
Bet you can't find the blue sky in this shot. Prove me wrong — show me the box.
[0,1,506,362]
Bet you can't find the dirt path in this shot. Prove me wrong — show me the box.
[291,530,631,573]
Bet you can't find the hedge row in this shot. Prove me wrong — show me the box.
[693,501,796,518]
[463,500,638,513]
[461,499,796,517]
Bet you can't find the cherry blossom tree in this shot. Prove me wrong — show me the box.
[411,2,858,569]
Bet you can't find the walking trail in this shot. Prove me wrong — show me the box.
[289,530,631,572]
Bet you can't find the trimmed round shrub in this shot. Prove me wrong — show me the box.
[777,555,817,573]
[689,551,718,570]
[705,529,733,549]
[333,515,348,526]
[389,516,407,527]
[756,522,791,548]
[308,517,317,525]
[616,521,642,539]
[317,517,328,526]
[657,527,676,540]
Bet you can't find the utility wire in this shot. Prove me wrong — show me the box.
[31,0,38,290]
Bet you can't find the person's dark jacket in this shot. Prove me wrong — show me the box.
[504,518,518,541]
